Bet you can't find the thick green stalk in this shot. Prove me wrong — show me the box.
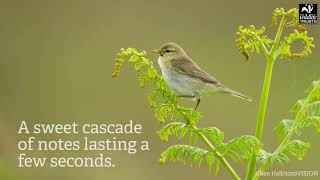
[254,57,275,140]
[191,125,241,180]
[246,15,287,180]
[246,57,275,180]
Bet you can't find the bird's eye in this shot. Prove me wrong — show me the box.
[165,49,170,53]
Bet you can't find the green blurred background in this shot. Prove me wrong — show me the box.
[0,0,319,179]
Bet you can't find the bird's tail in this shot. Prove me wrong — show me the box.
[222,88,252,101]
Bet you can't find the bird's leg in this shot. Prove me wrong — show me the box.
[195,98,200,110]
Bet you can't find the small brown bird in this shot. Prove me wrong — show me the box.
[153,42,252,110]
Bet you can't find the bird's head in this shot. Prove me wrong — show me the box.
[152,42,186,60]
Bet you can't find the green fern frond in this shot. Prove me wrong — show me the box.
[271,8,298,27]
[162,91,178,105]
[269,80,319,168]
[272,153,290,165]
[290,80,320,117]
[308,80,320,94]
[282,140,310,160]
[284,8,299,27]
[277,30,315,59]
[257,150,272,164]
[148,89,162,108]
[160,145,216,172]
[274,119,294,140]
[308,82,320,101]
[300,116,320,133]
[271,8,285,27]
[247,39,261,53]
[177,106,201,125]
[196,127,224,145]
[187,129,198,145]
[291,100,320,121]
[158,122,189,142]
[112,48,162,88]
[304,101,320,117]
[291,99,305,114]
[258,150,289,165]
[154,104,174,124]
[261,36,273,48]
[220,135,261,161]
[273,153,290,164]
[236,25,268,61]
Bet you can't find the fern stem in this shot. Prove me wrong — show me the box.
[270,16,286,57]
[246,15,287,180]
[191,125,241,180]
[246,57,275,180]
[255,57,275,140]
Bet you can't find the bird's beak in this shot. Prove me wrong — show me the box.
[152,49,161,54]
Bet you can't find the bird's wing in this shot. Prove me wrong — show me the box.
[171,56,224,87]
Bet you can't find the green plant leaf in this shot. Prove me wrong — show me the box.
[154,105,174,124]
[177,106,201,125]
[291,99,305,114]
[271,8,286,27]
[292,81,320,115]
[277,30,314,59]
[158,122,189,142]
[259,140,310,166]
[282,140,310,160]
[196,127,224,145]
[300,116,320,133]
[304,101,320,117]
[236,25,270,61]
[274,119,294,140]
[307,80,320,100]
[219,135,261,161]
[160,145,217,173]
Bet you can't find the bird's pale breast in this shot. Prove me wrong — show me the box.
[158,56,219,98]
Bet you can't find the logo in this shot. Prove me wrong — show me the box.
[299,4,317,24]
